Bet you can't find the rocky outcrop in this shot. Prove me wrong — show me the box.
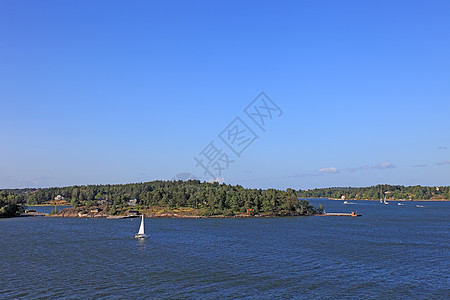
[52,206,108,218]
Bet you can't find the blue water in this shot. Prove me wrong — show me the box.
[1,200,449,299]
[25,206,72,214]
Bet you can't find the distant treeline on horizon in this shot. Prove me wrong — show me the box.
[297,184,450,200]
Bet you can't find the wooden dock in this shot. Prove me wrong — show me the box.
[324,211,362,217]
[106,215,139,219]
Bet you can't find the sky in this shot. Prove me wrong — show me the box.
[1,0,449,190]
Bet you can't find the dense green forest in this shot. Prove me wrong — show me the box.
[1,181,319,217]
[297,184,450,200]
[0,191,25,217]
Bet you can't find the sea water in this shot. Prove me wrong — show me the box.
[1,200,448,299]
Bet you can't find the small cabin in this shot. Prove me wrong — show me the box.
[54,194,65,201]
[127,199,137,206]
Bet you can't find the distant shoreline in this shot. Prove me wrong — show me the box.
[302,197,450,202]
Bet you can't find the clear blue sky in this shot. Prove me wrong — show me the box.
[1,0,449,190]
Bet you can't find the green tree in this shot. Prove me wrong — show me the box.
[71,198,80,207]
[110,205,117,215]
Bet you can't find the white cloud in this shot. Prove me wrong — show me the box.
[437,160,450,166]
[317,167,339,174]
[208,177,225,183]
[372,162,395,169]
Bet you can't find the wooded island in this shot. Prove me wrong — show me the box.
[1,182,448,218]
[1,180,319,218]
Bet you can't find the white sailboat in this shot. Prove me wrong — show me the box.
[134,214,147,238]
[383,196,389,205]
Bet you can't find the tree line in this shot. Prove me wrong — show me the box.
[297,184,450,200]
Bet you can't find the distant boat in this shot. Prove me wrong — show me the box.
[343,201,349,204]
[343,201,355,205]
[134,214,147,238]
[380,198,383,204]
[416,205,424,208]
[383,196,389,205]
[398,203,404,206]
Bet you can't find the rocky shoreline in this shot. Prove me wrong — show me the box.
[48,206,309,219]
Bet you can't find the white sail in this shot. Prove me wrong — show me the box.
[138,214,145,235]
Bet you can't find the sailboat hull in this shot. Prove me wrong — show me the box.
[134,234,147,238]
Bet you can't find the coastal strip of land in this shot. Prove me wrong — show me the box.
[47,206,311,219]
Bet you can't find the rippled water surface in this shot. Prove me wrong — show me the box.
[1,200,449,299]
